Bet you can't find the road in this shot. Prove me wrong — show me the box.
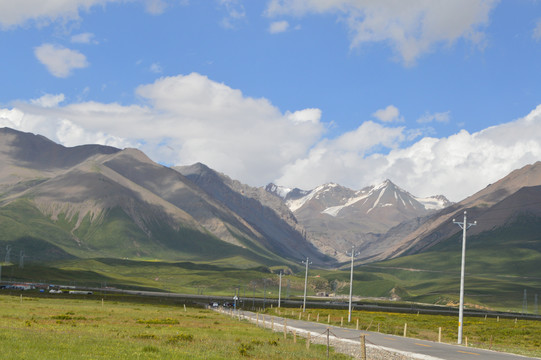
[220,308,539,360]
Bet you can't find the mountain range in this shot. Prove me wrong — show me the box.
[1,127,541,274]
[265,181,451,261]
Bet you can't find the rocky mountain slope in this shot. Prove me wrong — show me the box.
[174,163,329,264]
[266,180,451,261]
[0,127,325,266]
[2,127,540,272]
[373,161,541,262]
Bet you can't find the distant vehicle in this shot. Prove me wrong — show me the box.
[49,289,62,294]
[211,302,219,308]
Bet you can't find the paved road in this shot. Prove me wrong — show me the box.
[221,309,539,360]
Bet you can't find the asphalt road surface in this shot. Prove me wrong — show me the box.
[221,309,539,360]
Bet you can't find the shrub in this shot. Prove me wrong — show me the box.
[166,333,193,344]
[137,318,179,325]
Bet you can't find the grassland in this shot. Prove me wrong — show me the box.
[262,307,541,358]
[360,217,541,312]
[0,294,351,360]
[3,249,539,314]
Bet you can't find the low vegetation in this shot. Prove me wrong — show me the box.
[0,294,350,359]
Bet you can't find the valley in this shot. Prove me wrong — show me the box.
[0,127,540,314]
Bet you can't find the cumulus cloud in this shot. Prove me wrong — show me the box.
[277,106,541,201]
[1,73,325,186]
[372,105,403,123]
[269,20,290,33]
[265,0,497,65]
[3,73,541,202]
[34,43,89,78]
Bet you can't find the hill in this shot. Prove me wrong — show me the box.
[0,127,322,268]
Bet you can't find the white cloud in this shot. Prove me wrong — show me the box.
[533,18,541,41]
[0,0,170,29]
[278,106,541,201]
[286,108,321,124]
[0,0,118,29]
[372,105,403,123]
[144,0,168,15]
[265,0,497,65]
[1,73,325,186]
[218,0,246,29]
[71,32,98,44]
[269,20,290,34]
[417,111,451,124]
[34,43,89,78]
[3,73,541,203]
[150,62,163,74]
[30,94,65,108]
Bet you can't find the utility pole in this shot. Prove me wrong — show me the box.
[453,211,476,345]
[523,289,528,314]
[263,279,267,311]
[347,246,360,323]
[5,245,11,264]
[302,257,312,312]
[278,271,282,308]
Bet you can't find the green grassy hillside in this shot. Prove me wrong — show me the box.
[362,214,541,311]
[0,198,288,268]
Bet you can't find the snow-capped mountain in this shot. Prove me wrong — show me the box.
[265,180,451,261]
[265,183,310,204]
[269,180,450,217]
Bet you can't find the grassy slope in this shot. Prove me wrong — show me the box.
[361,214,541,311]
[0,198,288,268]
[2,200,540,312]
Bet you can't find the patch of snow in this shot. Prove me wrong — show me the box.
[275,186,292,199]
[322,205,344,217]
[415,196,447,210]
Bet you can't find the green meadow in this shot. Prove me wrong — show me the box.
[2,248,539,314]
[0,294,350,360]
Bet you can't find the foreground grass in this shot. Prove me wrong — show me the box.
[266,307,541,358]
[0,294,351,360]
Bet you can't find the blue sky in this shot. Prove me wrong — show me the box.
[1,0,541,201]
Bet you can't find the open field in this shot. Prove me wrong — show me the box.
[263,307,541,358]
[0,294,351,360]
[2,250,540,314]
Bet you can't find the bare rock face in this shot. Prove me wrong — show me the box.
[0,127,327,265]
[174,163,330,264]
[3,127,540,268]
[374,161,541,261]
[266,180,451,262]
